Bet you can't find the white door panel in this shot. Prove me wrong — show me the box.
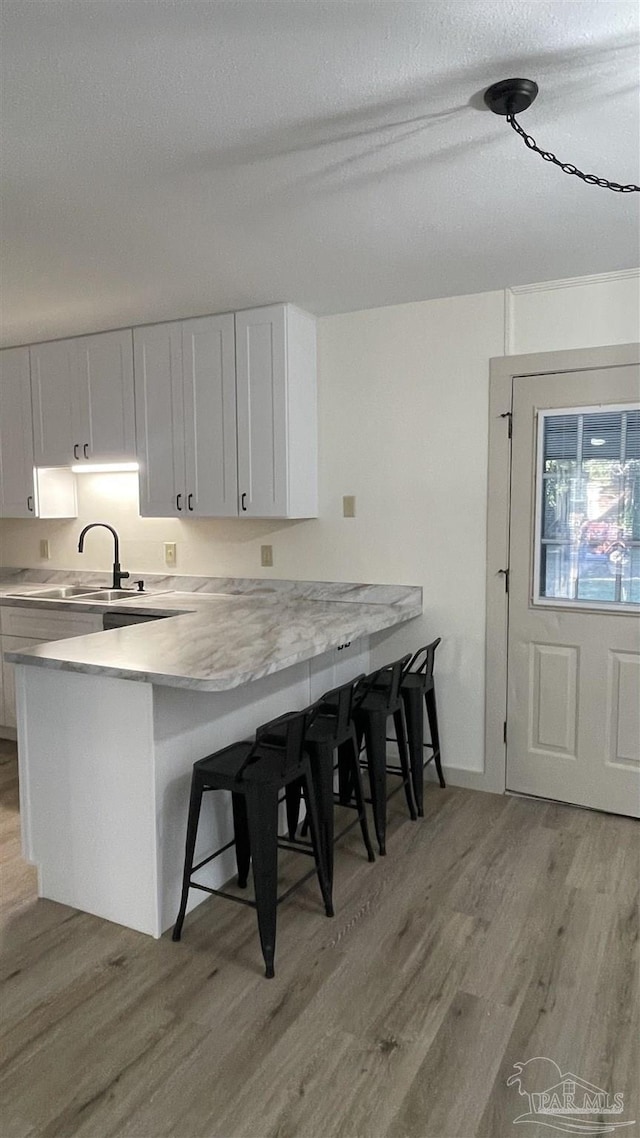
[134,324,185,516]
[30,340,76,466]
[507,365,640,816]
[0,347,36,517]
[182,314,238,517]
[236,306,288,517]
[76,330,135,462]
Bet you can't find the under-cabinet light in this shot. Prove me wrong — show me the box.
[71,462,139,474]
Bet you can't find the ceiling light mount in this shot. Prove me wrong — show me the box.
[483,78,538,117]
[484,77,639,193]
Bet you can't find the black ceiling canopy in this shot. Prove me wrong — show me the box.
[484,78,640,193]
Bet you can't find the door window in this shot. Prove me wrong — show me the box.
[534,405,640,608]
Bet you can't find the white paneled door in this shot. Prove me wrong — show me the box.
[506,365,640,816]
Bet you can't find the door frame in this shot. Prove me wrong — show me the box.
[484,341,640,795]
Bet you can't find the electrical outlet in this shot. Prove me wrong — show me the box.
[261,544,273,567]
[164,542,177,566]
[39,539,51,559]
[343,495,356,518]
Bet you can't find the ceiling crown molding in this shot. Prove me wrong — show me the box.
[509,269,640,295]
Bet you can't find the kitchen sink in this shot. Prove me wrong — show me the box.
[7,585,102,600]
[81,589,152,602]
[6,586,171,603]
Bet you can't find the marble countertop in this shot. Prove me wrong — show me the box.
[0,573,422,691]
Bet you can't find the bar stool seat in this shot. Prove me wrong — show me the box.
[172,709,333,978]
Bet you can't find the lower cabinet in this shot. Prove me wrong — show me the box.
[0,606,103,735]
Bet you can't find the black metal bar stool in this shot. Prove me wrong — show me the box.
[349,655,417,856]
[172,709,333,979]
[282,675,376,891]
[400,638,445,816]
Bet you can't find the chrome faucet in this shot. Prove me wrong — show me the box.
[77,523,130,590]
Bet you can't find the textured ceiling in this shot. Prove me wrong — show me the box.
[1,0,639,346]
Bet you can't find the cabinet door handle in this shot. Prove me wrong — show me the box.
[176,493,182,511]
[73,444,80,460]
[241,492,247,512]
[27,495,34,513]
[83,443,89,459]
[187,493,194,511]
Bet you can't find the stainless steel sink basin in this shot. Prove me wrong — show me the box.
[6,586,172,604]
[81,589,149,602]
[7,585,101,600]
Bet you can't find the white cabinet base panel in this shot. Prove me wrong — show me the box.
[15,640,368,937]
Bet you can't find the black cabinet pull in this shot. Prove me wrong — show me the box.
[187,493,194,511]
[73,444,80,460]
[241,492,247,512]
[27,495,34,513]
[83,443,89,459]
[176,493,182,511]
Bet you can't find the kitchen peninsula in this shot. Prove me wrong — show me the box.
[3,576,421,936]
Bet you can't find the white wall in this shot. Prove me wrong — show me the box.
[1,270,638,780]
[508,270,640,355]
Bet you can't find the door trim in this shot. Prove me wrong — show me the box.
[484,342,640,795]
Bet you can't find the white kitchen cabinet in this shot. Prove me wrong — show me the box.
[236,304,317,518]
[30,339,75,467]
[0,347,36,517]
[0,606,103,733]
[30,329,135,467]
[134,314,238,517]
[0,347,77,518]
[74,330,136,464]
[134,304,317,520]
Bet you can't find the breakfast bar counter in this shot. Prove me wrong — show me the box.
[3,576,421,937]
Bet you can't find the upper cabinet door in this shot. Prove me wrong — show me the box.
[74,330,135,463]
[133,323,185,516]
[0,347,36,518]
[30,339,76,466]
[236,305,317,518]
[235,305,288,517]
[182,314,238,517]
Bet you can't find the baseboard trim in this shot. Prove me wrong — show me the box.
[427,765,504,795]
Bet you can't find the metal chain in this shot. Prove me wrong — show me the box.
[507,114,640,193]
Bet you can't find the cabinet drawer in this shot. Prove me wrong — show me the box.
[0,606,103,640]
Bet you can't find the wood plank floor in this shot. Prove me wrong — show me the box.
[1,737,638,1138]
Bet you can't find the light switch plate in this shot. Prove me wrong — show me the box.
[343,495,356,517]
[40,539,51,559]
[164,542,177,566]
[261,545,273,567]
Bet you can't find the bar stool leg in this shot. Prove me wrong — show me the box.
[363,711,389,856]
[394,707,417,822]
[300,758,334,918]
[244,782,280,978]
[231,792,251,888]
[399,691,424,816]
[172,773,205,941]
[308,742,335,894]
[425,688,446,788]
[284,781,303,841]
[337,737,355,806]
[346,727,375,863]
